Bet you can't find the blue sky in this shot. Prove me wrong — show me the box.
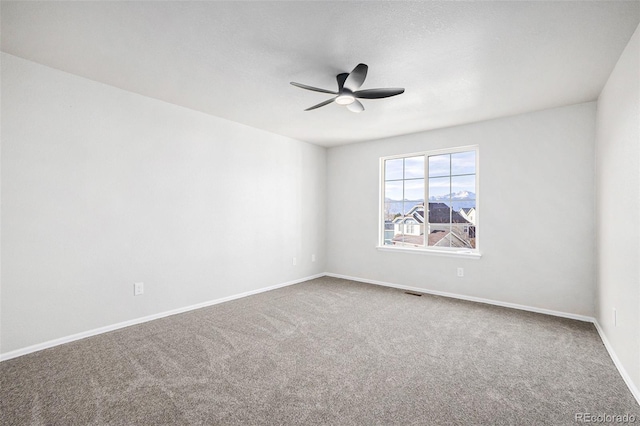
[385,151,476,200]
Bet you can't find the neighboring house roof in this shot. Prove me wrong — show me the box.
[429,202,468,223]
[393,216,419,224]
[459,207,476,224]
[428,230,448,246]
[412,208,424,222]
[428,230,472,248]
[391,234,424,246]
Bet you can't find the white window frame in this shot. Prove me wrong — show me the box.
[377,145,481,258]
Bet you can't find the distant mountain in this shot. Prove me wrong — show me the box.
[430,191,476,209]
[429,191,476,201]
[385,191,476,215]
[384,199,423,215]
[429,191,476,210]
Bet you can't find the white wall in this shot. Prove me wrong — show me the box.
[595,24,640,392]
[327,102,596,317]
[0,53,326,354]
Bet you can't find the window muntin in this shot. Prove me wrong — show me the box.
[383,156,425,247]
[381,147,478,253]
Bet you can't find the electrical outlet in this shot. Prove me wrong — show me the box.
[292,257,297,266]
[134,282,144,296]
[613,308,617,327]
[311,254,316,262]
[457,267,464,277]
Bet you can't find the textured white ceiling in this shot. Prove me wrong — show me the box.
[2,1,639,147]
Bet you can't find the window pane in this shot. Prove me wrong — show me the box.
[403,202,421,215]
[404,179,424,201]
[385,158,403,181]
[429,154,450,177]
[428,202,451,224]
[384,202,401,222]
[451,151,476,176]
[451,201,476,249]
[404,156,424,179]
[451,201,476,224]
[395,228,424,247]
[451,175,475,199]
[449,226,472,248]
[383,217,395,245]
[391,220,425,247]
[385,181,403,201]
[391,218,404,246]
[407,203,426,223]
[428,224,451,247]
[428,176,451,201]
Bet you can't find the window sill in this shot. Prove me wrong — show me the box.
[376,246,482,259]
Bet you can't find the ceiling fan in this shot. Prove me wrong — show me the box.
[290,63,404,113]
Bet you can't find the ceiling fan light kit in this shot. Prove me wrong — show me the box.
[335,94,355,105]
[290,63,404,113]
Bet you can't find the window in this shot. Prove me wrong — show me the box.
[380,146,478,255]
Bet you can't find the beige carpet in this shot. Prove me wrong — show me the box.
[1,277,638,425]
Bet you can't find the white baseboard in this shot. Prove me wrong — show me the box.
[0,273,325,362]
[593,320,640,406]
[325,272,594,322]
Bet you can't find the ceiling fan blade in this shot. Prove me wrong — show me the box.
[354,88,405,99]
[290,82,338,95]
[347,99,364,113]
[343,63,368,91]
[304,97,336,111]
[336,73,349,92]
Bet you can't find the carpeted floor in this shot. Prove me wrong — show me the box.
[1,276,638,425]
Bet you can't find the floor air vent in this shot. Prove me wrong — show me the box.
[404,291,422,297]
